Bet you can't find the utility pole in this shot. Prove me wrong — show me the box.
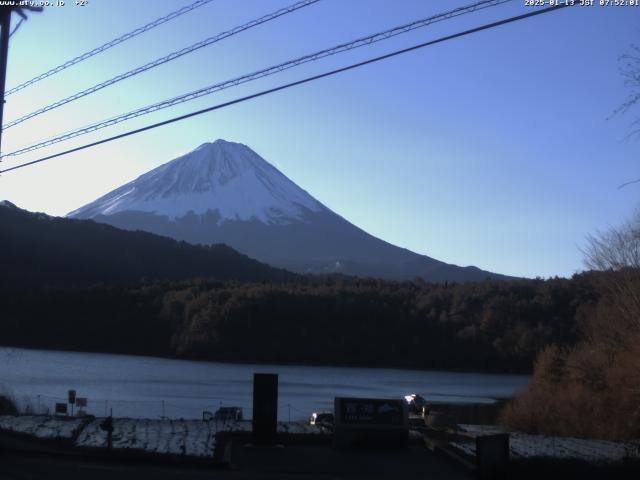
[0,5,41,157]
[0,7,11,157]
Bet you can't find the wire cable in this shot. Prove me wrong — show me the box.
[4,0,216,97]
[1,0,513,157]
[2,0,320,130]
[0,3,575,175]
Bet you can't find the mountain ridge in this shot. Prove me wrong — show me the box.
[69,139,513,282]
[0,201,298,288]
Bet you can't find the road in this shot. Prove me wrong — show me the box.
[0,446,471,480]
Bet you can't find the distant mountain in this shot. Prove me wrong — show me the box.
[0,201,297,288]
[69,139,510,282]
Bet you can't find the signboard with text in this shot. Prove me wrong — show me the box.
[335,397,407,427]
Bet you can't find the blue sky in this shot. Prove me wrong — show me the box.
[0,0,638,278]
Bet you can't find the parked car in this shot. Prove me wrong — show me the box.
[309,411,334,427]
[404,393,428,414]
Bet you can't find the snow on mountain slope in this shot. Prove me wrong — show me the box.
[69,139,323,224]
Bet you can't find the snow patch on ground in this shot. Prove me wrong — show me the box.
[0,415,85,439]
[277,421,325,435]
[452,425,640,463]
[1,414,329,458]
[74,419,323,457]
[76,418,219,457]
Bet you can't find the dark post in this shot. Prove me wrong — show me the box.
[476,433,510,480]
[252,373,278,445]
[0,7,11,156]
[100,409,114,451]
[68,389,76,417]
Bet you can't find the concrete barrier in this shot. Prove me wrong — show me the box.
[333,397,408,449]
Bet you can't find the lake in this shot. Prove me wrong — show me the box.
[0,347,530,420]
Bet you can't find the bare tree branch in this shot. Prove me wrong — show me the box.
[619,178,640,189]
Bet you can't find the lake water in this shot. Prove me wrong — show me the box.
[0,347,530,420]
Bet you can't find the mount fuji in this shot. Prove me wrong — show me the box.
[69,139,507,281]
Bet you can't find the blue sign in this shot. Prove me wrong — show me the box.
[335,397,406,426]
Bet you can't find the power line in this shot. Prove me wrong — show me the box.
[4,0,216,97]
[2,0,320,131]
[1,0,513,159]
[0,3,574,175]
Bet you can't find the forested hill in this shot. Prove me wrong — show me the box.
[0,201,298,287]
[0,201,606,374]
[1,274,601,373]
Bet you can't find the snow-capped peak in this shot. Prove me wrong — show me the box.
[0,200,19,210]
[68,139,324,224]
